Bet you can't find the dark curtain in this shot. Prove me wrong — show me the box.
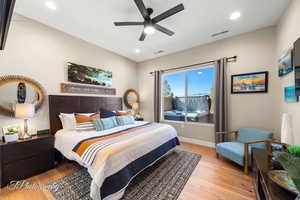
[154,70,161,122]
[214,58,228,143]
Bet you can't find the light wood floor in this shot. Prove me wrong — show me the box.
[0,142,255,200]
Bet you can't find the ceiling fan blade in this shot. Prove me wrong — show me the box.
[139,31,146,41]
[152,4,184,23]
[134,0,149,19]
[114,22,144,26]
[154,24,174,36]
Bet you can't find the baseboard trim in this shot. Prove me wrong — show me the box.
[178,136,215,148]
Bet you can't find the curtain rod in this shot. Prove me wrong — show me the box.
[149,56,237,75]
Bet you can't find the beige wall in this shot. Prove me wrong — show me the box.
[137,27,280,143]
[276,0,300,145]
[0,15,137,133]
[1,8,296,144]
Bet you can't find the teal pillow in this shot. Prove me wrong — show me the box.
[116,115,135,126]
[93,118,104,131]
[101,116,118,130]
[93,117,118,131]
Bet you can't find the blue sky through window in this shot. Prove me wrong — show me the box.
[164,66,215,97]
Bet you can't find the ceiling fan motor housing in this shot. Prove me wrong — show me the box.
[147,8,154,16]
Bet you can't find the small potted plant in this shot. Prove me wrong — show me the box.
[4,127,19,142]
[277,145,300,199]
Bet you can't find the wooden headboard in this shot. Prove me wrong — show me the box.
[49,95,122,135]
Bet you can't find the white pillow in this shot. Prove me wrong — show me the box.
[59,113,76,130]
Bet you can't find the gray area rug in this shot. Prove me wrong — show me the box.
[48,149,201,200]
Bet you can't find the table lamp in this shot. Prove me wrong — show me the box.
[15,103,35,140]
[132,102,139,118]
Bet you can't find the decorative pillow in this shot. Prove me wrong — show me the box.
[101,117,118,130]
[93,118,104,131]
[100,108,116,118]
[93,116,118,131]
[116,111,132,116]
[75,113,100,123]
[116,115,135,126]
[75,113,100,131]
[59,113,76,130]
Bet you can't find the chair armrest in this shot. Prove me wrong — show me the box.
[244,138,276,145]
[243,138,276,174]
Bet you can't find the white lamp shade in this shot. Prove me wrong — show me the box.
[281,113,294,145]
[132,102,139,110]
[15,104,35,119]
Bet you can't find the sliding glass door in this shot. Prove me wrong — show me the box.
[162,65,215,124]
[163,71,185,122]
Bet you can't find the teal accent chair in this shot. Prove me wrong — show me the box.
[216,128,273,174]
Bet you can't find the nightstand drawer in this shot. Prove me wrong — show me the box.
[2,136,54,164]
[2,150,54,186]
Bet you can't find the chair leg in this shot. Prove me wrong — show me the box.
[216,152,219,159]
[244,143,249,175]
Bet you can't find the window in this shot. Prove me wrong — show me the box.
[162,65,215,124]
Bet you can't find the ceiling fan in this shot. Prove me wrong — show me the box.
[114,0,184,41]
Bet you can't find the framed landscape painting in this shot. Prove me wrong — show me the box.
[279,48,293,77]
[231,71,268,94]
[67,62,112,87]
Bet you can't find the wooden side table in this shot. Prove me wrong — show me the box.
[252,148,296,200]
[0,134,54,187]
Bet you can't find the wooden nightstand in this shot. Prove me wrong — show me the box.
[0,134,54,188]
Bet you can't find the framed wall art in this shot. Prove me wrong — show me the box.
[67,62,112,87]
[231,71,268,94]
[284,86,298,102]
[279,48,293,77]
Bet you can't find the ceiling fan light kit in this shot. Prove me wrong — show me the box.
[114,0,184,41]
[144,25,155,35]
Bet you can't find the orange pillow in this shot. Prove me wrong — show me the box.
[116,111,131,116]
[75,113,100,123]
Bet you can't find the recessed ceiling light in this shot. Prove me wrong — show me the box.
[45,1,57,10]
[135,49,141,54]
[144,26,156,35]
[230,11,241,20]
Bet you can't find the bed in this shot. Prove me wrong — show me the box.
[49,95,179,200]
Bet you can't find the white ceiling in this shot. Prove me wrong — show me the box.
[14,0,289,62]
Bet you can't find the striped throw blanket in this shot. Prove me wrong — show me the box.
[72,122,155,166]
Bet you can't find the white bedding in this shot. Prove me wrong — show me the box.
[54,121,178,200]
[55,121,149,162]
